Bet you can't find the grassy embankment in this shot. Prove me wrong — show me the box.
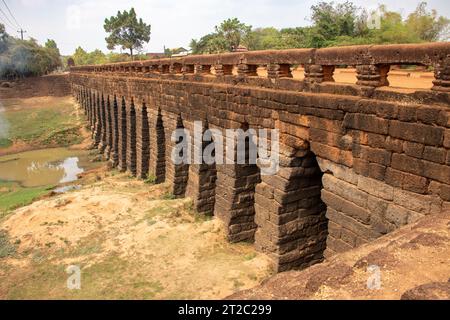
[0,97,85,217]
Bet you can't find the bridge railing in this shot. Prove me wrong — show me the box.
[70,42,450,92]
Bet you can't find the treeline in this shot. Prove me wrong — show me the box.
[0,24,62,79]
[69,46,148,66]
[190,1,449,54]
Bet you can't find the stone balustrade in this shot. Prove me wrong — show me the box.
[71,42,450,92]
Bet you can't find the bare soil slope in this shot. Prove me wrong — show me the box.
[0,169,273,300]
[230,214,450,300]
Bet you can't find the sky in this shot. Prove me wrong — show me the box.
[1,0,449,55]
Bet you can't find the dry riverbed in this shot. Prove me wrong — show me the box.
[0,168,273,299]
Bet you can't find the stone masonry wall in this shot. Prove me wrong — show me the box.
[72,43,450,272]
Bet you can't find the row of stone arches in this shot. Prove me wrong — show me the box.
[74,85,328,272]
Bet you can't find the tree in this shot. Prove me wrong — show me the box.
[309,1,359,47]
[45,39,60,55]
[406,2,449,41]
[0,30,62,79]
[215,18,252,51]
[72,46,88,65]
[104,8,151,58]
[245,27,283,50]
[190,34,220,54]
[190,18,251,54]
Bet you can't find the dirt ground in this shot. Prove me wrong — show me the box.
[230,214,450,300]
[0,167,273,300]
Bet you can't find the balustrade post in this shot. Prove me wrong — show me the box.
[356,64,390,87]
[304,64,335,84]
[267,63,293,79]
[237,63,257,77]
[432,55,450,92]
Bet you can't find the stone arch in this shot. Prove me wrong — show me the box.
[109,95,119,167]
[90,90,96,135]
[214,121,261,243]
[103,95,113,160]
[126,98,137,176]
[254,147,328,272]
[98,94,107,153]
[92,91,101,148]
[185,120,218,215]
[87,89,93,128]
[83,88,88,115]
[150,108,166,184]
[81,88,86,114]
[169,114,190,198]
[118,96,128,172]
[136,101,150,179]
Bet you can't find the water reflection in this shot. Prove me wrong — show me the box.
[0,148,96,187]
[58,157,84,184]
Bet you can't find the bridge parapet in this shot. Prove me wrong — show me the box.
[71,43,450,92]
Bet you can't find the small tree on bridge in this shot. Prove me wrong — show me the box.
[104,8,151,59]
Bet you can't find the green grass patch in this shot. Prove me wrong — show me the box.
[144,174,157,185]
[0,138,12,148]
[162,192,176,200]
[1,98,82,149]
[0,230,16,258]
[243,252,257,261]
[0,180,53,218]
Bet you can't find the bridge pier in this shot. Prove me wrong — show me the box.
[164,114,189,198]
[214,127,261,243]
[92,92,102,148]
[126,99,137,176]
[109,95,119,167]
[97,94,107,154]
[117,97,127,172]
[88,90,93,130]
[254,152,328,272]
[136,102,150,179]
[103,95,113,160]
[148,108,166,184]
[185,121,217,215]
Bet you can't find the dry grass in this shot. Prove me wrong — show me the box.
[0,169,273,300]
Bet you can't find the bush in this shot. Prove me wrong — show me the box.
[0,25,62,80]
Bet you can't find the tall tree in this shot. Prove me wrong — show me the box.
[104,8,151,58]
[215,18,252,51]
[190,18,252,54]
[45,39,59,51]
[406,2,449,41]
[309,1,359,47]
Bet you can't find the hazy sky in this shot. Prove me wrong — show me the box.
[1,0,449,55]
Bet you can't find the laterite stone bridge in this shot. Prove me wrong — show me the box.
[70,43,450,272]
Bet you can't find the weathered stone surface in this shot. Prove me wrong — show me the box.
[230,214,450,300]
[71,43,450,273]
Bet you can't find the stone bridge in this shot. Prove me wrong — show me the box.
[70,43,450,272]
